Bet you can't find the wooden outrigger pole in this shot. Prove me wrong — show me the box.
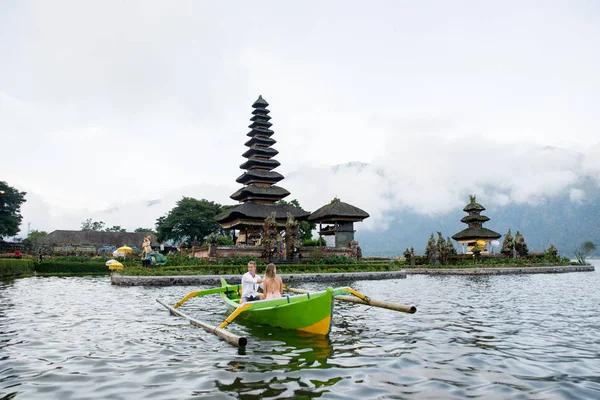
[156,298,248,348]
[284,285,417,314]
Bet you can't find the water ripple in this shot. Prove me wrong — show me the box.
[2,265,600,398]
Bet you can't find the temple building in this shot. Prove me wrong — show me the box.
[214,96,310,243]
[309,198,369,248]
[451,195,501,254]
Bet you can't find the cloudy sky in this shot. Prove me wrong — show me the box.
[1,0,599,237]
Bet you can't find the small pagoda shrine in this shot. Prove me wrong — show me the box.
[451,195,501,254]
[309,198,369,248]
[215,96,310,243]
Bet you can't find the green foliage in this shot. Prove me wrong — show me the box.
[436,232,447,264]
[22,229,48,245]
[0,181,27,238]
[0,258,34,277]
[277,199,315,241]
[575,241,597,265]
[134,227,156,234]
[425,233,437,264]
[310,254,358,265]
[546,244,558,259]
[35,261,108,275]
[155,197,224,244]
[514,231,529,257]
[81,218,106,231]
[105,225,126,232]
[501,229,514,255]
[216,235,234,245]
[302,238,326,246]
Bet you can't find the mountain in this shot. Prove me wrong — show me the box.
[356,184,600,257]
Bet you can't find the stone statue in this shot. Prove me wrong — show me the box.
[262,212,279,260]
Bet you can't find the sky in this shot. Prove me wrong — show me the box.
[1,0,599,238]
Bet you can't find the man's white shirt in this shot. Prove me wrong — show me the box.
[241,272,262,298]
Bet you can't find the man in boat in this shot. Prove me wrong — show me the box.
[240,260,264,303]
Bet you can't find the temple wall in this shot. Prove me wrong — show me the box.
[191,245,353,261]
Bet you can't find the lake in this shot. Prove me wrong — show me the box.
[1,261,599,399]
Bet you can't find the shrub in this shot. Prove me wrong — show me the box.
[0,258,34,277]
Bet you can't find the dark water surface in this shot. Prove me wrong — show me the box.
[2,261,600,399]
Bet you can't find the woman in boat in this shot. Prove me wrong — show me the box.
[263,263,283,300]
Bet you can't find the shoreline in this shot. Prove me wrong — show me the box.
[111,265,594,286]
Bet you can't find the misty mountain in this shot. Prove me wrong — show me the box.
[356,182,600,257]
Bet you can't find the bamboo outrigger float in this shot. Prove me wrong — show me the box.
[157,279,416,348]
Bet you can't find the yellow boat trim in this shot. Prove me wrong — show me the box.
[298,315,331,336]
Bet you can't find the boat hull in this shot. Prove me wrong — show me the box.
[219,278,334,336]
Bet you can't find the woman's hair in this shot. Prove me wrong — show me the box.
[265,263,276,278]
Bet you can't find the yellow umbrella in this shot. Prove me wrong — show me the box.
[476,240,486,248]
[106,260,124,270]
[117,245,133,254]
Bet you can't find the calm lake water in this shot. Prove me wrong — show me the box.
[2,261,600,399]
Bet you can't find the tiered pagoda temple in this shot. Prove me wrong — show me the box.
[214,96,310,242]
[451,195,501,254]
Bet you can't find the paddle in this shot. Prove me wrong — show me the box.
[283,284,417,314]
[173,285,240,308]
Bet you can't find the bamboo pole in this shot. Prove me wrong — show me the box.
[284,285,417,314]
[156,299,248,347]
[334,295,417,314]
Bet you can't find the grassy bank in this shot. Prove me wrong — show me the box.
[0,258,35,278]
[1,255,577,278]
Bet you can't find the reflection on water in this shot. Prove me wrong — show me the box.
[1,262,600,399]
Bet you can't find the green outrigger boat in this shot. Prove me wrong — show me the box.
[157,279,416,347]
[218,278,334,335]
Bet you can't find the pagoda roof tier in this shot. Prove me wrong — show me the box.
[240,158,280,170]
[252,95,269,108]
[252,108,270,116]
[230,185,290,202]
[242,146,279,159]
[461,215,490,224]
[245,136,276,147]
[248,120,273,129]
[215,202,310,229]
[246,128,275,137]
[308,199,370,223]
[452,227,501,241]
[464,202,485,212]
[236,170,284,185]
[250,114,271,122]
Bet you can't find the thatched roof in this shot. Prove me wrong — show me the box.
[240,158,280,170]
[41,230,157,247]
[452,228,501,241]
[464,202,485,212]
[242,146,279,158]
[460,215,490,224]
[215,202,310,227]
[230,185,290,202]
[236,170,284,185]
[308,200,369,223]
[253,95,269,108]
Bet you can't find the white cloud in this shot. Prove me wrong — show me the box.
[2,1,599,237]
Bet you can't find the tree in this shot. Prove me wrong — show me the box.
[501,229,514,256]
[0,181,27,239]
[134,227,156,234]
[81,218,106,232]
[104,225,126,232]
[277,199,315,241]
[436,232,448,264]
[425,233,437,264]
[514,231,529,257]
[22,229,48,245]
[575,241,597,265]
[446,236,458,256]
[155,197,224,244]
